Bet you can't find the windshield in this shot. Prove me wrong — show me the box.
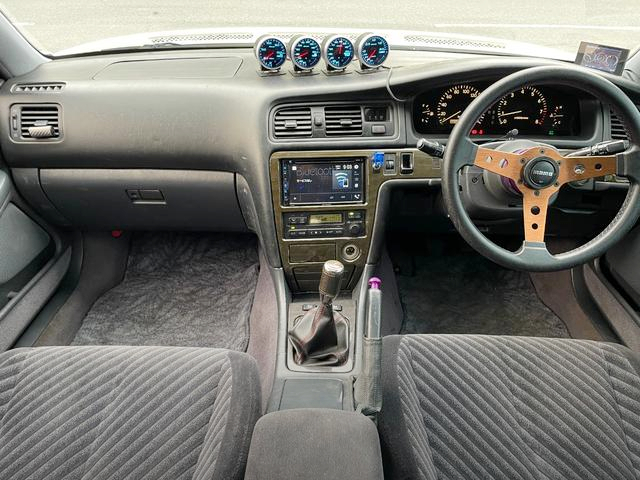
[1,0,639,57]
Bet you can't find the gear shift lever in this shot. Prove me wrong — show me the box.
[288,260,349,366]
[319,260,344,306]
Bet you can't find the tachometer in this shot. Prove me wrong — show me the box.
[290,36,321,71]
[436,84,483,127]
[357,34,389,69]
[323,35,355,71]
[497,86,548,127]
[255,36,287,71]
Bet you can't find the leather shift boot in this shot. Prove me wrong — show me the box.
[288,303,349,366]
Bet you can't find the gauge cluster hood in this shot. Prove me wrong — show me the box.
[55,26,572,61]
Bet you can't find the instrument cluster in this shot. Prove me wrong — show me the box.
[255,33,389,74]
[413,83,581,137]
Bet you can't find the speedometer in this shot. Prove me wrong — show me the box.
[497,86,548,127]
[436,84,483,127]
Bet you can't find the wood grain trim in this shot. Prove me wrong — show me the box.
[270,149,439,292]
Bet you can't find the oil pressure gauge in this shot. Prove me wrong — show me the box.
[357,33,389,70]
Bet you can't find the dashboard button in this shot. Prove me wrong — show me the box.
[348,223,363,236]
[372,124,387,134]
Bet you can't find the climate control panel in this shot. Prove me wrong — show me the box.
[284,210,365,239]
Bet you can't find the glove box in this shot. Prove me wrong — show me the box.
[20,168,247,231]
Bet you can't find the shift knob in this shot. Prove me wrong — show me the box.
[319,260,344,304]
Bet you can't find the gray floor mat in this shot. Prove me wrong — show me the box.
[395,241,570,338]
[72,232,259,350]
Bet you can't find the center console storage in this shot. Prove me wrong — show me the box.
[244,408,383,480]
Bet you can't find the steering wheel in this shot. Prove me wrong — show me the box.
[442,65,640,272]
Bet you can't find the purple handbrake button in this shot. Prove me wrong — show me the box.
[368,277,382,290]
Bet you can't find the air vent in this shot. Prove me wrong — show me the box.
[273,107,312,138]
[13,83,65,93]
[11,104,61,140]
[610,110,628,140]
[150,32,252,44]
[324,106,363,136]
[404,35,505,50]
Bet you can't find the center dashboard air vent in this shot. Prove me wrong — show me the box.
[273,107,312,138]
[10,104,62,141]
[324,106,363,136]
[271,103,393,140]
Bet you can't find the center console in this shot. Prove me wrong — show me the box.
[270,148,440,293]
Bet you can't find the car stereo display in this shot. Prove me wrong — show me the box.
[281,159,364,205]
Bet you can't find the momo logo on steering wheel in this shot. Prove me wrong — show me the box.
[523,157,559,189]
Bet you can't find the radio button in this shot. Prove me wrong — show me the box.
[288,215,308,225]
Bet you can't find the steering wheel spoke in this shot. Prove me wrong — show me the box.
[473,147,524,181]
[557,153,617,185]
[520,185,558,243]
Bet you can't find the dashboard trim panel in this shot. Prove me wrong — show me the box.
[270,148,440,292]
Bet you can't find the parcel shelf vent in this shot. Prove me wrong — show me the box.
[13,83,65,93]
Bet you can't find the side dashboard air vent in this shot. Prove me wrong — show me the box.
[10,104,62,141]
[324,106,363,136]
[273,107,312,138]
[610,110,628,140]
[13,83,65,93]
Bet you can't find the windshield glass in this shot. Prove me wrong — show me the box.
[1,0,639,57]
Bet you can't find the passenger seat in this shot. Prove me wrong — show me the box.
[0,346,260,480]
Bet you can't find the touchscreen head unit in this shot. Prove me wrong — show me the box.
[281,159,364,205]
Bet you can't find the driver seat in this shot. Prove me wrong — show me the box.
[379,335,640,480]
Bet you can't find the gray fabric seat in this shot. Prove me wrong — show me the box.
[0,346,261,480]
[379,334,640,480]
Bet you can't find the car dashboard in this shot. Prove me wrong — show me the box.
[0,40,638,293]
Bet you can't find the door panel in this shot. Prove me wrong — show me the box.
[0,167,63,349]
[0,202,51,308]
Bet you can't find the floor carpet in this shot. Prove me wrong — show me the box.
[72,232,259,350]
[393,237,570,338]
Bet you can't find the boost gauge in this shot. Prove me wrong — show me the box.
[290,36,321,72]
[357,33,390,69]
[255,36,287,72]
[322,35,355,71]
